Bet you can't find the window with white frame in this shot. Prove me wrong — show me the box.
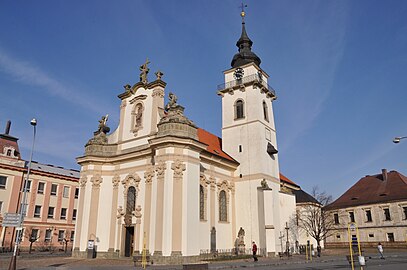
[23,180,32,192]
[48,207,55,218]
[63,186,69,198]
[58,230,64,241]
[37,182,45,194]
[0,175,7,189]
[72,209,77,220]
[50,184,57,196]
[34,205,41,218]
[60,208,67,220]
[30,229,39,241]
[45,229,52,242]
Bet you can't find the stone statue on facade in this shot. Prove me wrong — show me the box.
[237,227,246,254]
[85,115,110,147]
[261,178,270,189]
[165,92,178,111]
[139,58,150,84]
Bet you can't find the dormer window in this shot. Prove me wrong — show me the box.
[235,99,245,120]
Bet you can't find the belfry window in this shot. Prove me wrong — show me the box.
[200,185,205,220]
[263,101,269,122]
[219,190,227,222]
[235,100,244,120]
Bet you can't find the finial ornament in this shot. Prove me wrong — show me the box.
[239,2,247,21]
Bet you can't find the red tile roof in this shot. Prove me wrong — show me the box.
[280,173,299,187]
[325,170,407,210]
[197,128,236,162]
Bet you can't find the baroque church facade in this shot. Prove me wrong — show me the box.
[73,13,296,263]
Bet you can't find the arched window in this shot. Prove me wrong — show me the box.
[126,186,136,215]
[200,185,205,220]
[219,190,227,222]
[263,101,269,122]
[235,100,244,120]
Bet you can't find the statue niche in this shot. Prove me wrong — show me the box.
[132,103,144,135]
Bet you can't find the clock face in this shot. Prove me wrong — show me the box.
[234,68,244,80]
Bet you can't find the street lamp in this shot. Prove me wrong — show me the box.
[8,118,37,270]
[393,136,407,144]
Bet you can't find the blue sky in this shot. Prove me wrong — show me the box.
[1,0,407,199]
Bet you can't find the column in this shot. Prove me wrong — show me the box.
[171,160,185,255]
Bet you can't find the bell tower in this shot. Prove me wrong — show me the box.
[217,8,282,255]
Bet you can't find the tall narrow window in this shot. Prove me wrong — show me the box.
[403,207,407,220]
[37,182,45,194]
[263,101,269,122]
[75,188,79,199]
[0,176,7,189]
[60,208,67,220]
[384,208,391,221]
[58,230,65,241]
[334,213,339,224]
[34,205,41,218]
[48,207,55,218]
[235,100,244,119]
[200,185,205,220]
[219,190,227,222]
[127,187,136,215]
[366,210,372,222]
[45,229,52,242]
[349,211,355,223]
[63,186,69,198]
[50,184,57,196]
[72,209,77,220]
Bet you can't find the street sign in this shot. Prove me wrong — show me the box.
[1,213,21,227]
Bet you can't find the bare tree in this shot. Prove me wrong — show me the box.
[296,186,335,250]
[24,227,40,254]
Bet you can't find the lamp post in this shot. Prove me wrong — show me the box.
[393,136,407,144]
[8,118,37,270]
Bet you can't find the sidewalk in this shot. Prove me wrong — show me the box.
[1,250,406,270]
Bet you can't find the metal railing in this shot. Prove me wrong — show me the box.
[217,74,276,96]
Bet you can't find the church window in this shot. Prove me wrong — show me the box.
[200,185,205,220]
[127,186,136,215]
[219,190,227,222]
[235,100,244,120]
[263,101,269,122]
[239,145,242,152]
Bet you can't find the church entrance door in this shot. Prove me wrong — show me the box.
[124,226,134,257]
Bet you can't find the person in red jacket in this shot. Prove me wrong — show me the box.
[252,241,258,262]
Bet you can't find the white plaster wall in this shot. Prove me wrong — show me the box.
[183,161,200,256]
[162,161,173,256]
[95,175,114,251]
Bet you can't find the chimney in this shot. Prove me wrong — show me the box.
[382,169,388,182]
[5,120,11,135]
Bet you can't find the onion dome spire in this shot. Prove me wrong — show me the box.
[231,7,261,68]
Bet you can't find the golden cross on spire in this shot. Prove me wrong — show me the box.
[239,2,247,21]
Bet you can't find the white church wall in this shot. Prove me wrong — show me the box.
[182,161,200,256]
[96,175,114,252]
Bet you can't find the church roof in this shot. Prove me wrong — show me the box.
[231,16,261,68]
[325,169,407,210]
[197,128,236,162]
[280,173,299,187]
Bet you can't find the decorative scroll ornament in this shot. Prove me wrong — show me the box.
[112,175,120,188]
[90,175,103,188]
[117,206,125,219]
[155,162,166,178]
[209,177,216,190]
[200,175,209,187]
[79,177,87,188]
[171,160,186,179]
[144,166,155,184]
[121,173,141,190]
[134,205,142,219]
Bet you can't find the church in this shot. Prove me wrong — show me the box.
[73,11,297,263]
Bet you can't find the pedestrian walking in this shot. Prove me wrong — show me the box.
[252,241,258,262]
[317,245,321,257]
[377,242,385,259]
